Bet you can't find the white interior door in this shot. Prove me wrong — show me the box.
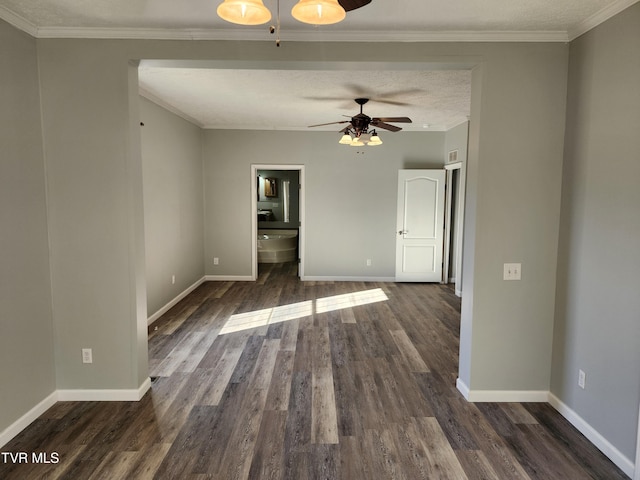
[395,169,446,282]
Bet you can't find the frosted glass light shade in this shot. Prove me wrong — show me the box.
[367,133,382,145]
[217,0,271,25]
[291,0,346,25]
[339,133,353,144]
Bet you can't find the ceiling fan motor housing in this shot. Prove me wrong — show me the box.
[351,113,371,135]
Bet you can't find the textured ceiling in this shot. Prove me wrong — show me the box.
[2,0,636,132]
[138,67,472,132]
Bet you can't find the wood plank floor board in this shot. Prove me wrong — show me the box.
[0,262,629,480]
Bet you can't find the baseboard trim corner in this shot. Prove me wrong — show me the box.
[58,379,152,402]
[204,275,254,282]
[548,393,635,478]
[301,275,395,282]
[463,387,549,403]
[456,378,470,399]
[147,277,205,325]
[0,391,57,449]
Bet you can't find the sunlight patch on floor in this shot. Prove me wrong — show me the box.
[219,288,388,335]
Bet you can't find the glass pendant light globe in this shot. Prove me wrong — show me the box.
[367,132,383,146]
[339,133,353,144]
[217,0,271,25]
[291,0,346,25]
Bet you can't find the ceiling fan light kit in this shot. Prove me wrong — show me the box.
[291,0,346,25]
[217,0,358,26]
[216,0,272,25]
[312,98,410,147]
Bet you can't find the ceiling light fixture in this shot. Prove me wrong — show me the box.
[291,0,346,25]
[216,0,272,25]
[339,129,383,147]
[217,0,345,26]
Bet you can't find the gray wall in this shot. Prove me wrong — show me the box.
[203,130,445,278]
[140,97,205,317]
[0,22,56,432]
[458,44,567,395]
[37,40,148,390]
[552,3,640,461]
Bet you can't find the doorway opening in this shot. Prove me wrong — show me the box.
[251,164,305,281]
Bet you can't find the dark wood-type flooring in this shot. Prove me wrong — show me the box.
[0,262,629,479]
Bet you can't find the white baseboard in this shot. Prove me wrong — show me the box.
[204,275,254,282]
[301,276,395,282]
[0,391,57,449]
[148,277,205,325]
[456,380,636,477]
[1,379,152,449]
[57,377,152,402]
[548,393,635,478]
[456,379,548,402]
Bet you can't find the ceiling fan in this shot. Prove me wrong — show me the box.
[309,98,412,137]
[338,0,372,11]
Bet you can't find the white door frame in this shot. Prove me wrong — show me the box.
[251,164,305,281]
[443,161,466,297]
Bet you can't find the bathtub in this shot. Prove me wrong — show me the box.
[258,229,298,263]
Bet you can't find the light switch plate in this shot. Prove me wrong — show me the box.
[503,263,521,280]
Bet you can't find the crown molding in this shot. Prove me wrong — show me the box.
[15,24,570,43]
[139,87,204,128]
[0,5,37,36]
[3,0,637,43]
[568,0,640,40]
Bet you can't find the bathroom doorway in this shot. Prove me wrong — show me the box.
[250,164,305,280]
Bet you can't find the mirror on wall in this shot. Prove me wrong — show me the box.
[265,178,278,197]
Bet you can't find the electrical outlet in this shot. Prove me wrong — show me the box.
[503,263,522,280]
[82,348,93,364]
[578,369,586,389]
[171,274,175,284]
[366,259,372,266]
[213,257,219,265]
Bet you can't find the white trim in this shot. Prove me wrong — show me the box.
[147,277,205,325]
[444,161,463,171]
[0,379,150,448]
[20,26,570,43]
[301,276,395,282]
[57,377,152,402]
[204,275,254,282]
[568,0,640,40]
[548,393,635,478]
[456,378,470,399]
[139,88,203,128]
[0,5,38,37]
[464,388,549,403]
[2,0,637,42]
[0,391,57,449]
[634,401,640,480]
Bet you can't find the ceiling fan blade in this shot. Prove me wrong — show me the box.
[308,120,350,128]
[371,121,402,132]
[338,0,372,12]
[374,117,412,123]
